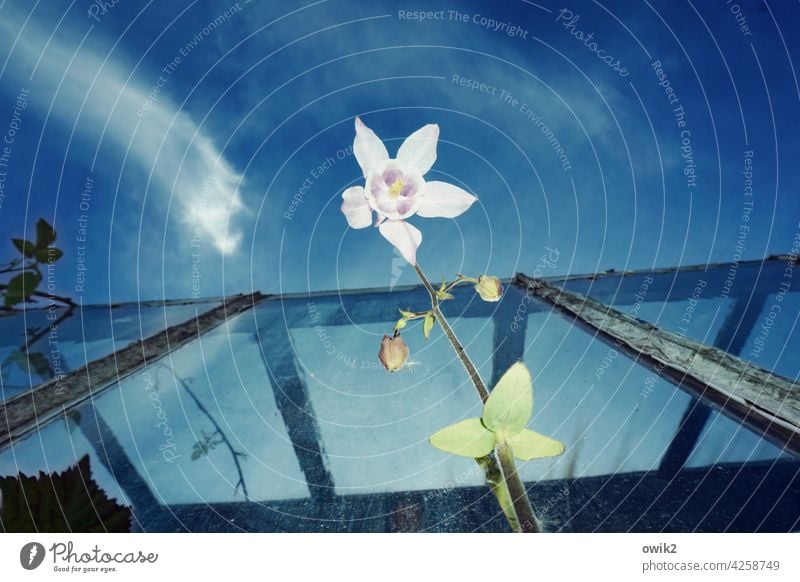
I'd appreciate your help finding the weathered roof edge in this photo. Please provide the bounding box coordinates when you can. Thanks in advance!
[517,272,800,454]
[0,292,265,449]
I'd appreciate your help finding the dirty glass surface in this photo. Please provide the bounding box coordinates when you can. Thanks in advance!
[0,300,222,403]
[556,258,800,380]
[1,283,797,532]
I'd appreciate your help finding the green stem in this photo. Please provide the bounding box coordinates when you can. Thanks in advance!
[414,262,540,532]
[477,456,521,532]
[442,275,477,295]
[414,264,489,403]
[404,310,432,321]
[496,441,540,533]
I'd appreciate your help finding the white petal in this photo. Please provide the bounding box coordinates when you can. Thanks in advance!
[397,124,439,175]
[341,186,372,229]
[353,117,389,178]
[416,181,477,218]
[378,220,422,265]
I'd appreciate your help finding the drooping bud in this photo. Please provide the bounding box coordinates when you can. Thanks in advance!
[474,275,503,302]
[378,333,409,372]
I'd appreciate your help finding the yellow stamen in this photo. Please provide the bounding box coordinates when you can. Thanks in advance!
[388,179,405,198]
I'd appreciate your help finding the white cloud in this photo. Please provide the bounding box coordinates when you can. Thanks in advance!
[0,8,245,254]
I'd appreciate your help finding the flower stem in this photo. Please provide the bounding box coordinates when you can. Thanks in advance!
[477,455,521,532]
[413,262,540,533]
[442,275,478,295]
[495,441,540,533]
[413,264,489,403]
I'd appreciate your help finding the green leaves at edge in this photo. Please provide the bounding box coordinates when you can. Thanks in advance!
[4,271,42,307]
[35,247,63,263]
[35,218,57,248]
[0,455,131,532]
[12,239,36,258]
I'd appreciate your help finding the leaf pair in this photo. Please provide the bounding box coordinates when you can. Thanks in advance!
[12,218,58,259]
[436,278,454,301]
[394,308,437,340]
[430,362,564,461]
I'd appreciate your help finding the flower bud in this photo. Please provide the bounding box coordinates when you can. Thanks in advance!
[474,275,503,302]
[378,333,409,372]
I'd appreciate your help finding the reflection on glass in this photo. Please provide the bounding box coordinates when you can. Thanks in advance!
[1,276,797,532]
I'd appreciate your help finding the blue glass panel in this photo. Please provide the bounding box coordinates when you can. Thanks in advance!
[1,283,797,532]
[0,300,222,402]
[557,259,800,379]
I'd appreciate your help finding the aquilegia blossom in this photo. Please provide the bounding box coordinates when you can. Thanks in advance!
[340,117,477,265]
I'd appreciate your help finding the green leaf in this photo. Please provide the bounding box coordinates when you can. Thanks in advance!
[394,318,407,331]
[422,312,435,339]
[4,295,21,308]
[398,309,415,318]
[508,429,565,461]
[430,418,496,458]
[35,247,63,263]
[4,271,42,306]
[12,238,36,258]
[482,362,533,435]
[35,218,57,248]
[436,290,454,301]
[0,455,132,532]
[26,352,52,377]
[4,349,28,370]
[4,350,51,377]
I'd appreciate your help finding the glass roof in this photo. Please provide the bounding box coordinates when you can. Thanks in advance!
[557,258,800,379]
[0,299,223,403]
[2,263,797,532]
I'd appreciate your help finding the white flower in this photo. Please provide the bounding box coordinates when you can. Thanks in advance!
[340,117,477,265]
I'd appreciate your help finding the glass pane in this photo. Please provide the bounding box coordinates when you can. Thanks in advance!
[90,319,310,506]
[289,318,493,495]
[0,417,134,530]
[0,300,222,403]
[739,290,800,380]
[2,283,797,532]
[686,410,791,468]
[556,259,800,379]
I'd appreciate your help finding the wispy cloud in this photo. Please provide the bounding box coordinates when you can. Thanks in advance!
[0,6,245,255]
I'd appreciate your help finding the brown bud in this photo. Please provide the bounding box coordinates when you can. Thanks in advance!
[378,333,409,372]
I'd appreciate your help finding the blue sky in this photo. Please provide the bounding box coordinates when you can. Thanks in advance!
[0,0,797,304]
